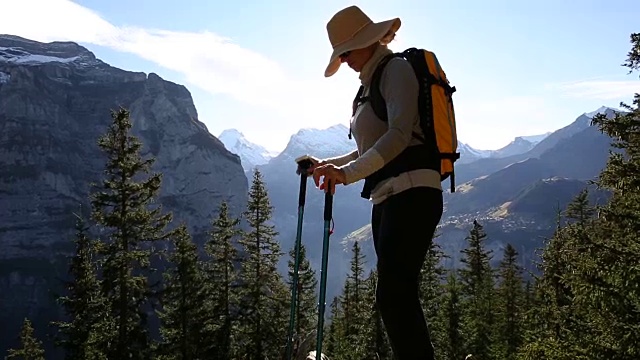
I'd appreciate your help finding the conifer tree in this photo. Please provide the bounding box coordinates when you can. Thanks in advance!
[346,241,368,336]
[6,318,45,360]
[203,200,242,359]
[362,269,392,360]
[520,280,534,330]
[564,189,595,227]
[323,242,371,360]
[236,169,288,359]
[324,296,345,357]
[517,211,581,359]
[561,188,598,354]
[570,32,640,359]
[438,271,463,360]
[458,220,495,359]
[286,242,318,355]
[341,241,370,358]
[493,244,525,360]
[54,209,110,360]
[156,223,209,359]
[419,232,448,354]
[90,108,173,359]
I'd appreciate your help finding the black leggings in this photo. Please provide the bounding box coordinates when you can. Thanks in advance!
[371,186,443,360]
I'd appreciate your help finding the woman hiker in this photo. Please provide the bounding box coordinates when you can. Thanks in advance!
[300,5,444,360]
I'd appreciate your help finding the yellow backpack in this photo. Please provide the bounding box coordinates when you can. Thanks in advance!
[353,47,460,193]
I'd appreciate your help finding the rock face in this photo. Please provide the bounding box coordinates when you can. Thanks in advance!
[0,34,248,355]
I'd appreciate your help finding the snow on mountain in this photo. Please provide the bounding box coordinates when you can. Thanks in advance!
[273,123,354,162]
[0,49,79,65]
[457,142,492,164]
[0,34,104,68]
[218,129,275,172]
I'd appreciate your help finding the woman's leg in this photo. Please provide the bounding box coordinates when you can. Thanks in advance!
[371,186,443,360]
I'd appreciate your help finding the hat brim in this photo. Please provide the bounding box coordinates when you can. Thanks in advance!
[324,17,401,78]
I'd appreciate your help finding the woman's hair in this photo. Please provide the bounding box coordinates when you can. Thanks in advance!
[379,29,397,45]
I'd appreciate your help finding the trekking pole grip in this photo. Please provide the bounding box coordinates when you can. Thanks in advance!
[299,172,308,207]
[296,158,313,207]
[324,180,333,221]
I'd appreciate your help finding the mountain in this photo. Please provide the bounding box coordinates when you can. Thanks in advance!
[453,107,619,185]
[0,34,248,356]
[457,142,492,164]
[491,132,552,158]
[505,177,609,222]
[269,124,355,164]
[218,128,275,172]
[457,132,551,164]
[521,132,553,143]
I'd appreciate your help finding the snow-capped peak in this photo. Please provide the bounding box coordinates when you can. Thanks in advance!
[289,124,352,156]
[274,124,354,162]
[218,129,275,172]
[458,142,492,158]
[219,129,245,145]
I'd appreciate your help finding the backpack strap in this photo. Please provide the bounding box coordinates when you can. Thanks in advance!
[350,86,366,139]
[367,53,396,123]
[352,85,366,117]
[368,52,430,145]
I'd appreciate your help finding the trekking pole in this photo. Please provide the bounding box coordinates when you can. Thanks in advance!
[285,156,314,360]
[315,180,334,357]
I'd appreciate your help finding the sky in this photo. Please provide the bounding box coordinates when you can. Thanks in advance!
[1,0,639,152]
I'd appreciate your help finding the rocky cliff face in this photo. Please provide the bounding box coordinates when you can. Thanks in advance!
[0,34,248,355]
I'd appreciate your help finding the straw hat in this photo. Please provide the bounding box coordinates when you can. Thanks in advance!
[324,5,401,77]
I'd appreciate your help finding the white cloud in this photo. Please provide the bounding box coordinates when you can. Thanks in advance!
[1,0,295,108]
[549,79,640,100]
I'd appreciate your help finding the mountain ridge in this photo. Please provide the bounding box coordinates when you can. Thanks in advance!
[221,124,554,167]
[0,35,249,357]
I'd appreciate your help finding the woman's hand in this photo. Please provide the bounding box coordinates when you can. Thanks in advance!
[296,155,322,175]
[312,163,346,194]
